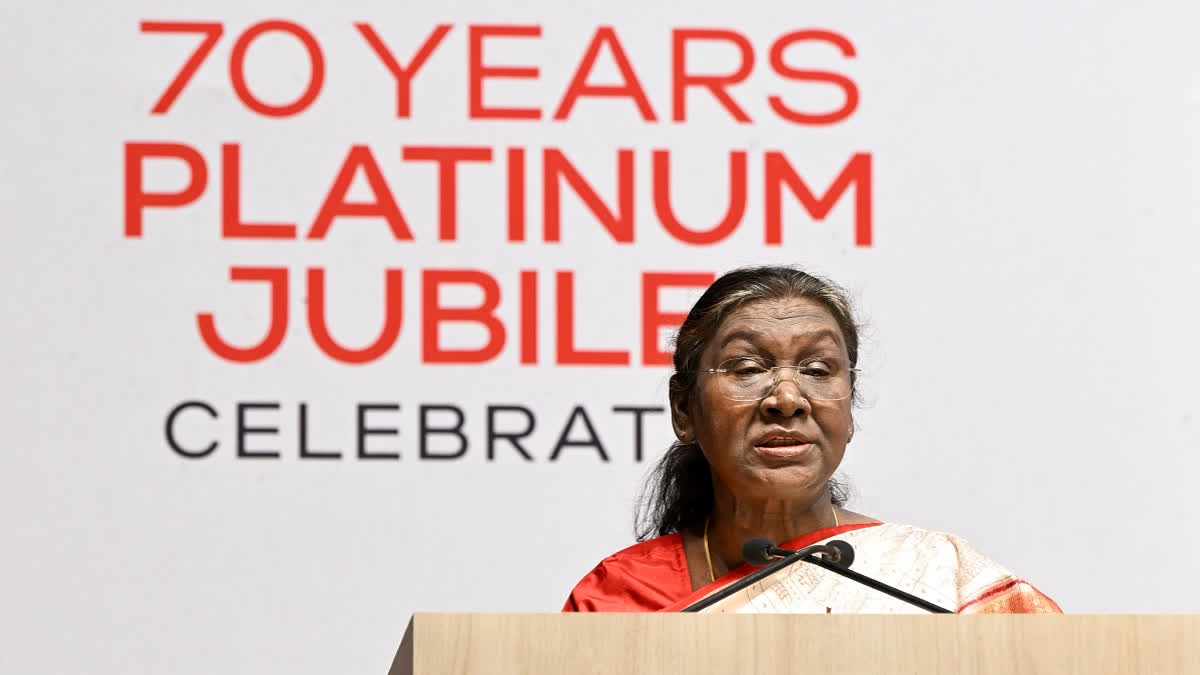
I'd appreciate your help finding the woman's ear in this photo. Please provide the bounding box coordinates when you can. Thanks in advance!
[669,378,694,443]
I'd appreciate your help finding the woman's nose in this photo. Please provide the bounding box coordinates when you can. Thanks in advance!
[759,377,811,417]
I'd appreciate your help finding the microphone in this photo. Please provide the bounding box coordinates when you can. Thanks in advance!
[682,537,949,613]
[825,540,855,568]
[742,537,854,568]
[741,537,785,566]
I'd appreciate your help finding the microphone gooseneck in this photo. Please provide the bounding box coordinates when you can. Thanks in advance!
[682,536,952,613]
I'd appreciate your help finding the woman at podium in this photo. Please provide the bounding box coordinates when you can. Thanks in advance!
[563,266,1060,614]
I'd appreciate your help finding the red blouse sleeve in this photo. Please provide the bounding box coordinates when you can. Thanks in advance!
[562,534,692,612]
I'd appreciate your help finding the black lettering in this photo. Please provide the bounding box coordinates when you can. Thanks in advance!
[237,402,281,459]
[420,404,467,459]
[612,405,664,462]
[357,403,401,459]
[486,405,535,461]
[299,402,342,459]
[165,400,218,458]
[550,405,608,462]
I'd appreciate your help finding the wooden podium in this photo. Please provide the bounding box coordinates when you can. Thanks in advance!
[389,613,1200,674]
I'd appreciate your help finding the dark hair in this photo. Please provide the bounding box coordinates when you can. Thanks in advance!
[634,266,860,540]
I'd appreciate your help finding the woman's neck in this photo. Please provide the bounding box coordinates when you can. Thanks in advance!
[705,491,839,577]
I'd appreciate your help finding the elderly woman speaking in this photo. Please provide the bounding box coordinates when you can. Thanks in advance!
[563,266,1059,614]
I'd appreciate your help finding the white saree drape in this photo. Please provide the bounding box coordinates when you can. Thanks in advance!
[699,524,1060,614]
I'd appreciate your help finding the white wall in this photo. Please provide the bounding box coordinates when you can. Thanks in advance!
[1,1,1197,673]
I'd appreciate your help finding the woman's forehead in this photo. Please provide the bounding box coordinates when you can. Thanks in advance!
[712,297,845,347]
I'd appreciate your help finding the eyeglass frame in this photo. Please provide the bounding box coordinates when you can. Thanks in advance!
[695,356,862,402]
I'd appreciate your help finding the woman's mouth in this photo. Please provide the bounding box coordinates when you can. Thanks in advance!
[753,438,815,458]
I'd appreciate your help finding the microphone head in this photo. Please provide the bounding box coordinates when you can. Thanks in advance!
[741,536,777,566]
[824,539,855,567]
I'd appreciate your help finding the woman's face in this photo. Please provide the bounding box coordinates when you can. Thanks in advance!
[673,296,854,503]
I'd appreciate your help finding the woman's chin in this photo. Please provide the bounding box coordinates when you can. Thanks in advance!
[740,463,828,496]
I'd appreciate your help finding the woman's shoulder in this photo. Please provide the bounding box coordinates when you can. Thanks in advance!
[846,521,988,547]
[578,533,689,573]
[850,522,1062,613]
[561,533,693,612]
[847,521,1020,573]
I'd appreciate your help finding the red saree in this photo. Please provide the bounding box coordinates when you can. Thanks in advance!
[563,523,879,612]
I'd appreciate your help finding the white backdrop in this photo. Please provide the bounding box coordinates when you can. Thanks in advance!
[2,1,1198,673]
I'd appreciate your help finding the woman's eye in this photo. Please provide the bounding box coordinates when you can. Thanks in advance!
[728,360,767,375]
[800,360,834,377]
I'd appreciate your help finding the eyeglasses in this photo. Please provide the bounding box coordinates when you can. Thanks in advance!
[700,357,859,402]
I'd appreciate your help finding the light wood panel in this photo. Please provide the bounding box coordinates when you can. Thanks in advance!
[388,613,1200,674]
